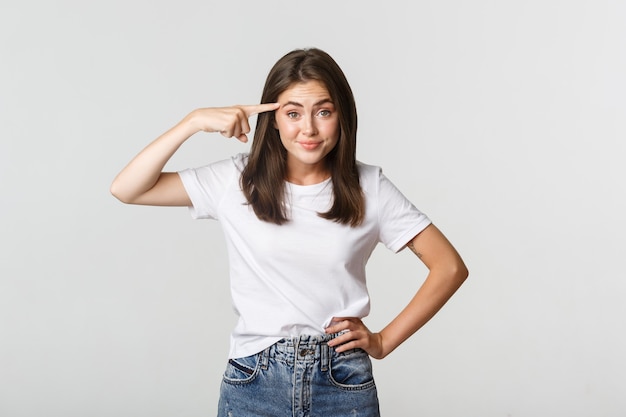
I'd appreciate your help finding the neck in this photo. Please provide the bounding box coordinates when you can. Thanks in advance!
[286,164,330,185]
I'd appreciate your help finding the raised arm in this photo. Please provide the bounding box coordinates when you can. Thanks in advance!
[110,103,279,206]
[326,224,468,359]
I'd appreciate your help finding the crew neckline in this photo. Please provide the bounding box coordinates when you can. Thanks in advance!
[285,177,332,194]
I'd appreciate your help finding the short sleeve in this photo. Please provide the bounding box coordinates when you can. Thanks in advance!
[376,171,432,253]
[177,155,243,220]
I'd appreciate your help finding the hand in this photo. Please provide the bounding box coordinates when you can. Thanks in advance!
[187,103,280,143]
[325,317,385,359]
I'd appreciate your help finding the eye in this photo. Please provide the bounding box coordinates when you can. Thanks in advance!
[287,111,299,119]
[318,109,331,117]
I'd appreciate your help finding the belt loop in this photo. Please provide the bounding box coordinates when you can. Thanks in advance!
[321,341,329,372]
[260,345,270,370]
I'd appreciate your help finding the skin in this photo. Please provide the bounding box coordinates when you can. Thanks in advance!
[109,103,279,206]
[325,224,467,359]
[110,80,468,360]
[274,80,340,185]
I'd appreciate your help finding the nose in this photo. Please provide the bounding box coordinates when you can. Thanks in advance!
[302,115,318,136]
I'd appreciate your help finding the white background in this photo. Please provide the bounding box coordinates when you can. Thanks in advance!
[1,1,625,416]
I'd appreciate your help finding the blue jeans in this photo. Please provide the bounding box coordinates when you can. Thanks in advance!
[217,334,380,417]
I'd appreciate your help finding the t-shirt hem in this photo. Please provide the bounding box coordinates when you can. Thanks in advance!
[228,336,286,359]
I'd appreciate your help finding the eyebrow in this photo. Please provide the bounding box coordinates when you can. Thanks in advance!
[282,98,334,108]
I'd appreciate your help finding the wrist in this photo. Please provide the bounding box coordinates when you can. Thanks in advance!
[377,330,399,359]
[182,110,204,135]
[370,332,387,360]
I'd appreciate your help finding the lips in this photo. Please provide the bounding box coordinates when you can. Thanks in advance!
[298,141,322,150]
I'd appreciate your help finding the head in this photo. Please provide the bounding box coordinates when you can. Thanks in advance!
[242,48,364,226]
[251,48,358,171]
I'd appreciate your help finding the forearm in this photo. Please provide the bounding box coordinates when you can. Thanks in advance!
[325,225,468,359]
[110,103,279,205]
[378,263,468,358]
[110,113,199,203]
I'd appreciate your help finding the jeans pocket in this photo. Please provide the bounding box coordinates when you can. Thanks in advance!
[223,353,261,385]
[328,349,376,390]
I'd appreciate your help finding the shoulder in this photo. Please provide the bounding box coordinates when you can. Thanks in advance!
[192,153,248,174]
[179,153,248,185]
[356,160,408,200]
[356,160,382,180]
[356,160,384,190]
[205,152,248,173]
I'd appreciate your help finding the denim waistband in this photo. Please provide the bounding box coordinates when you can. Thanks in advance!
[259,333,345,371]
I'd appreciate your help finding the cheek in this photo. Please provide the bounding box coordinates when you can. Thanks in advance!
[323,120,340,140]
[276,120,298,138]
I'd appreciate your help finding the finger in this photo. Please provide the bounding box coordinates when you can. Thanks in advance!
[327,331,354,347]
[326,317,358,332]
[325,321,345,334]
[241,102,280,117]
[236,133,249,143]
[240,119,251,136]
[220,118,247,139]
[333,339,360,353]
[329,331,370,353]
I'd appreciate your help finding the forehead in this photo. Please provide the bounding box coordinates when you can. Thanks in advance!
[278,80,331,102]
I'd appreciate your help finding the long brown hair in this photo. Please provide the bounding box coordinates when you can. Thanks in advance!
[241,48,364,226]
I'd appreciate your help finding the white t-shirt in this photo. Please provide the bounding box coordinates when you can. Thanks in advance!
[178,153,431,358]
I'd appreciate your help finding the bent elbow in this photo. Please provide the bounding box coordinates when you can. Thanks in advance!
[455,261,469,283]
[442,259,468,284]
[460,264,469,281]
[109,182,134,204]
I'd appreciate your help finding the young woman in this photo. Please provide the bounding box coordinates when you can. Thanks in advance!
[111,47,468,417]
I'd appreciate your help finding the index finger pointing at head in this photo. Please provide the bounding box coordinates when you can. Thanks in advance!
[242,102,280,117]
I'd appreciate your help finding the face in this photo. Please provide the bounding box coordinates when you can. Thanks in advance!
[274,80,340,182]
